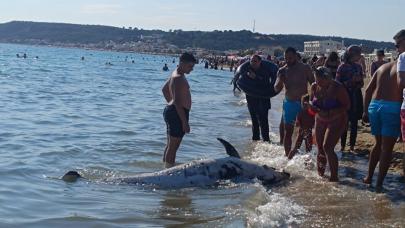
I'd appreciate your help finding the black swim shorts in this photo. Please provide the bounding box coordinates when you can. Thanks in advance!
[163,105,190,138]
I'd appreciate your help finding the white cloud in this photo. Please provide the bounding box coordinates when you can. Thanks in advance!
[80,4,122,14]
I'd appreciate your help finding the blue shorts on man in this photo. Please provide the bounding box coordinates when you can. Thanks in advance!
[368,99,401,137]
[283,99,302,125]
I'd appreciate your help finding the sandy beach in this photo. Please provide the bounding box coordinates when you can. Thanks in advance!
[350,123,405,176]
[357,77,405,176]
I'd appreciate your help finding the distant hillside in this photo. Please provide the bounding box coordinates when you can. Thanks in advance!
[0,21,156,44]
[0,21,394,53]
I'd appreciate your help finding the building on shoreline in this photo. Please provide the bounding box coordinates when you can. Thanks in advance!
[304,39,344,56]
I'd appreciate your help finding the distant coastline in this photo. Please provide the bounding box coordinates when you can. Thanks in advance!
[0,41,181,58]
[0,21,395,57]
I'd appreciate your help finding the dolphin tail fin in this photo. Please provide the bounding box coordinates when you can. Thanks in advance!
[217,138,241,158]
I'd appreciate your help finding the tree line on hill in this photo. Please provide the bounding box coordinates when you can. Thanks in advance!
[0,21,394,53]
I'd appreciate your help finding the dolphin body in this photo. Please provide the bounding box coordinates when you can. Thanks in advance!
[62,138,290,188]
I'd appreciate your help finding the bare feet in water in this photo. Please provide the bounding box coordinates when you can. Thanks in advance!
[375,185,384,193]
[287,149,297,160]
[329,177,339,182]
[363,176,372,185]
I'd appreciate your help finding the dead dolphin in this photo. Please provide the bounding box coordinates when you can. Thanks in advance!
[62,138,289,188]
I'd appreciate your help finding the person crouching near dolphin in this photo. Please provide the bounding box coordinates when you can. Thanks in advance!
[288,94,315,159]
[161,53,197,168]
[309,67,350,182]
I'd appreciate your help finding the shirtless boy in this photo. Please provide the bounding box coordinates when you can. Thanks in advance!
[161,53,197,167]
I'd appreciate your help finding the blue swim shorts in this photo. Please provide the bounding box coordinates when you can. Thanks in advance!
[368,99,401,137]
[283,99,302,125]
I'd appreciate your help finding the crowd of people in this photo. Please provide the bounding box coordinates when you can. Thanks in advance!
[161,30,405,192]
[202,56,233,71]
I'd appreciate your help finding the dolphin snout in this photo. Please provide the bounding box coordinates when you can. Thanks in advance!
[62,171,81,182]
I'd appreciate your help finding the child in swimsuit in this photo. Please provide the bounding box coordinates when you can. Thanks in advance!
[288,94,315,159]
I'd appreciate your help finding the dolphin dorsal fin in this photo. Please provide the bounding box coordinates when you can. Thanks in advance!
[217,138,241,158]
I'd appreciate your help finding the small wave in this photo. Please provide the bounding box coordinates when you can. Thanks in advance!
[34,68,53,73]
[238,98,247,106]
[237,119,252,127]
[247,192,308,227]
[33,120,59,125]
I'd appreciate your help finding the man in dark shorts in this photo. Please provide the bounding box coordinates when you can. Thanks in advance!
[161,53,197,168]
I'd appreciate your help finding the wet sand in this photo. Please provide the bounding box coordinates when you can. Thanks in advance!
[349,123,405,176]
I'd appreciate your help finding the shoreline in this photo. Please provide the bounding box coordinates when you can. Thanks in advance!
[352,123,404,175]
[0,41,181,57]
[4,41,403,175]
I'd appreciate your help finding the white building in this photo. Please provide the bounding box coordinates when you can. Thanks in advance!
[304,40,344,56]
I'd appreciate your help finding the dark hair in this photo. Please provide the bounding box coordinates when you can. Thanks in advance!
[285,47,297,54]
[314,66,332,79]
[393,29,405,40]
[342,45,361,63]
[301,94,310,105]
[327,51,339,62]
[180,52,197,63]
[252,54,262,61]
[377,50,385,56]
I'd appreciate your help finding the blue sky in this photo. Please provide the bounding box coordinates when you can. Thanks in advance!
[0,0,403,42]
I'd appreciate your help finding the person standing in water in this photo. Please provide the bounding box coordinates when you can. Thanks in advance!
[362,30,405,192]
[233,54,279,142]
[310,67,350,181]
[161,53,197,168]
[163,63,169,71]
[274,47,314,156]
[287,94,315,159]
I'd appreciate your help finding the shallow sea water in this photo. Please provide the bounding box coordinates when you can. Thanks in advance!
[0,43,404,227]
